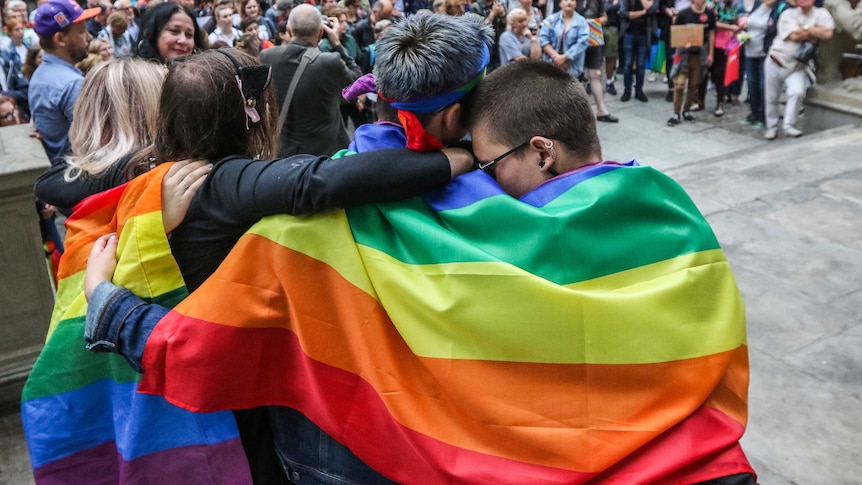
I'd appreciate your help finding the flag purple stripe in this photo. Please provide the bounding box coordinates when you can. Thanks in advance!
[23,379,242,467]
[34,438,251,485]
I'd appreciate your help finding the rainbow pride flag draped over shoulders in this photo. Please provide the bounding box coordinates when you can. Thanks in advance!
[21,164,251,484]
[141,161,753,484]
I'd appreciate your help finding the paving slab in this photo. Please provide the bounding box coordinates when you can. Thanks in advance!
[732,266,859,356]
[741,350,862,485]
[0,412,32,485]
[785,321,862,401]
[707,209,862,302]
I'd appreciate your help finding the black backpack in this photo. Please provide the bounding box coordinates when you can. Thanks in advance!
[763,0,789,53]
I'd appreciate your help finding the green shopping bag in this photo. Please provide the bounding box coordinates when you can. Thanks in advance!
[652,40,667,74]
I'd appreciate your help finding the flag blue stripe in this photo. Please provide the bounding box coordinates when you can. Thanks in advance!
[424,161,635,212]
[23,379,239,468]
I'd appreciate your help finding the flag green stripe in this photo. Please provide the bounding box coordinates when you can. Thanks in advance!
[358,246,746,363]
[347,167,720,285]
[22,317,140,400]
[23,287,187,401]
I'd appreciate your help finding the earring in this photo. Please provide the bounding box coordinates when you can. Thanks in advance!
[545,141,554,150]
[539,160,546,168]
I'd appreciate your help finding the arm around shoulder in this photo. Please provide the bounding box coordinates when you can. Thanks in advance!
[201,149,454,222]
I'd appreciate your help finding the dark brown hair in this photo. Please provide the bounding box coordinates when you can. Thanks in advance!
[152,49,277,165]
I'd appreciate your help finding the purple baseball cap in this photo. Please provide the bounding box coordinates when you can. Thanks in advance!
[33,0,101,38]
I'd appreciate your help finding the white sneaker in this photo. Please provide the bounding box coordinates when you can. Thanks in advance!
[764,128,778,140]
[784,126,803,138]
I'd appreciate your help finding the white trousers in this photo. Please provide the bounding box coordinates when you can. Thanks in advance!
[764,58,810,130]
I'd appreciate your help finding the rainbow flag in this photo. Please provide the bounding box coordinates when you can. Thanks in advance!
[587,19,604,46]
[140,162,753,483]
[21,164,251,484]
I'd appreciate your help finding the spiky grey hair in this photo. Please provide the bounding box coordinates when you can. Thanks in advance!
[374,13,494,103]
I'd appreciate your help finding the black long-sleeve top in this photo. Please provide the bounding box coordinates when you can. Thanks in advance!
[35,156,133,211]
[168,149,451,291]
[35,148,452,291]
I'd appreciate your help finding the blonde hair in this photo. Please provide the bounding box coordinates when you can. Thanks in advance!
[66,58,167,181]
[506,8,526,30]
[76,53,103,74]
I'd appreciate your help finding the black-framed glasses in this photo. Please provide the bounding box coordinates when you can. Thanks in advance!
[478,140,529,177]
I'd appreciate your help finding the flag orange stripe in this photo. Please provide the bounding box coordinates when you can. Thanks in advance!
[57,165,171,279]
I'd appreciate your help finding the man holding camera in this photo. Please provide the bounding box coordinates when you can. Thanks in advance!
[261,3,361,156]
[763,0,833,140]
[470,0,507,70]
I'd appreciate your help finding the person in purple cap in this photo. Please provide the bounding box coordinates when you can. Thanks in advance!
[28,0,99,166]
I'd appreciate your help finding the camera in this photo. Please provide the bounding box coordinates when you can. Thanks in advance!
[321,13,332,28]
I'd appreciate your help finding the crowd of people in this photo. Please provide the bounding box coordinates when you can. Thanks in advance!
[2,0,835,481]
[0,0,837,135]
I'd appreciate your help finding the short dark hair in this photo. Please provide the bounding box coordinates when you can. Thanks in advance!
[137,2,207,62]
[467,59,601,160]
[154,49,277,164]
[239,15,259,31]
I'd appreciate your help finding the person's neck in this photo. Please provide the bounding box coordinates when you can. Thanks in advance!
[45,49,75,65]
[691,3,705,12]
[562,10,573,19]
[294,35,319,46]
[220,24,233,34]
[558,153,603,174]
[800,5,812,13]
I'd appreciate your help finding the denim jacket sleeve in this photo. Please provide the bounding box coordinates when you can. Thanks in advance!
[539,15,557,50]
[85,281,170,373]
[565,16,590,62]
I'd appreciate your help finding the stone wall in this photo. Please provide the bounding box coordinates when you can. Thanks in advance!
[0,124,53,413]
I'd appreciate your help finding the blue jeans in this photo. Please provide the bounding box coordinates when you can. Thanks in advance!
[270,407,396,485]
[622,32,649,93]
[745,56,765,123]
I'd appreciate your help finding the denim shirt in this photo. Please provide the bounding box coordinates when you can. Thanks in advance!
[0,49,28,113]
[28,53,83,165]
[85,281,166,372]
[539,11,590,77]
